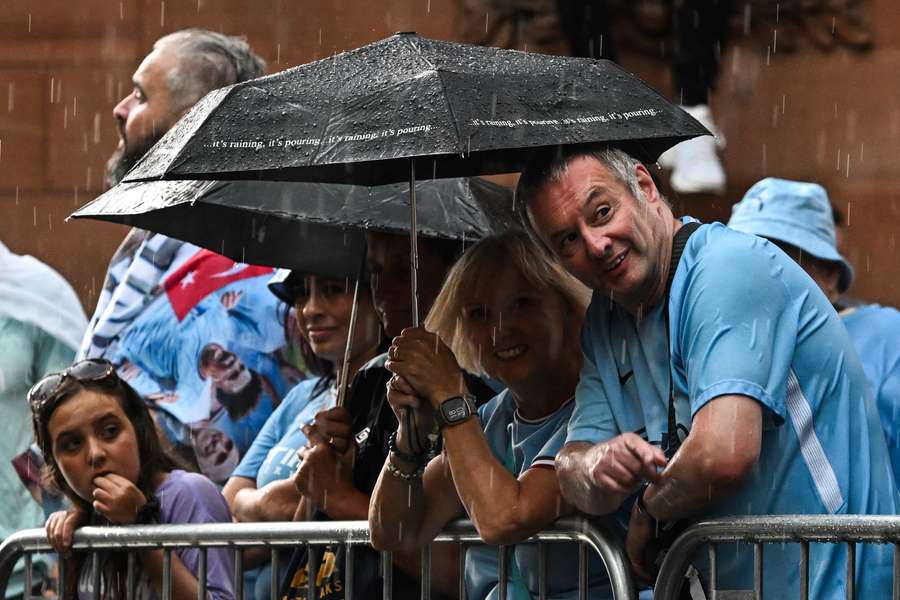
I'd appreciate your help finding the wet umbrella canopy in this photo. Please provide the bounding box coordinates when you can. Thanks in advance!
[122,32,709,185]
[71,177,515,271]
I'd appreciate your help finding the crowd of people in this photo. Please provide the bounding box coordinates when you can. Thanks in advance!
[2,25,898,600]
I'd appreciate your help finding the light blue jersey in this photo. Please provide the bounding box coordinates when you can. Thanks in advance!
[466,391,612,600]
[842,304,900,486]
[567,221,898,598]
[232,377,333,487]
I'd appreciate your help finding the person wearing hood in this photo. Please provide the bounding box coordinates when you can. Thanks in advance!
[728,177,900,485]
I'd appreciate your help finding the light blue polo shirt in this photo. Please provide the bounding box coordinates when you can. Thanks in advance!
[232,377,332,487]
[567,221,898,598]
[465,390,612,600]
[842,304,900,486]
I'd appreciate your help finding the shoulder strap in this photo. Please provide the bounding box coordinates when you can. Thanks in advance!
[666,221,701,297]
[663,221,701,459]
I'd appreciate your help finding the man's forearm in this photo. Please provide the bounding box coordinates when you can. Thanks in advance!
[556,442,628,515]
[644,395,762,522]
[644,443,737,521]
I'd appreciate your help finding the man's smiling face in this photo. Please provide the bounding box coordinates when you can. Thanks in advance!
[527,156,671,313]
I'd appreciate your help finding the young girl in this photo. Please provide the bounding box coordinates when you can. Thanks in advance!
[32,359,234,600]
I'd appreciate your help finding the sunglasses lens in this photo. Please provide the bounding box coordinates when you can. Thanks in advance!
[27,374,65,406]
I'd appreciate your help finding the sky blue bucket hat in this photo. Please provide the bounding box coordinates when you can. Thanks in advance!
[728,177,854,292]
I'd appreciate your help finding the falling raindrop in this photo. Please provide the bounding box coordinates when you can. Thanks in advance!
[27,13,32,33]
[7,83,14,112]
[160,1,166,27]
[93,112,102,143]
[119,2,124,20]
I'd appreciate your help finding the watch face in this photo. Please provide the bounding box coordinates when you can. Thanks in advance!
[442,397,470,423]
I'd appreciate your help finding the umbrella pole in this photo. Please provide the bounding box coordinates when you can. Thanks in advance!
[403,159,425,453]
[409,160,419,326]
[335,276,361,408]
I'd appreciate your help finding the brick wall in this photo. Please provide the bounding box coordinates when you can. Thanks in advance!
[2,0,898,310]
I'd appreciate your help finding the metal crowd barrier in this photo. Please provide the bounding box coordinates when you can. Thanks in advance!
[0,516,637,600]
[653,515,900,600]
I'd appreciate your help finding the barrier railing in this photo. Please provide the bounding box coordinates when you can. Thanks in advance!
[0,516,637,600]
[653,515,900,600]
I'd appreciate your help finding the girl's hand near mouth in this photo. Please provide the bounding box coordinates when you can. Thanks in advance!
[92,472,149,524]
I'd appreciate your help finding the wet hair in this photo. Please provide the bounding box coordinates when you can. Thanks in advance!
[516,145,643,219]
[154,29,266,111]
[215,369,263,420]
[424,229,591,376]
[30,373,183,599]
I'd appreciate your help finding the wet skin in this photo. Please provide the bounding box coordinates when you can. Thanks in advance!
[112,45,189,165]
[527,157,679,315]
[462,267,576,416]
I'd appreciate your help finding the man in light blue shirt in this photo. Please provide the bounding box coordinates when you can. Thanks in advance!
[516,145,898,598]
[728,177,900,487]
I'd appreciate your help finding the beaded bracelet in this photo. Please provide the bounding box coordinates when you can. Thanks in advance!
[386,458,424,483]
[388,430,428,467]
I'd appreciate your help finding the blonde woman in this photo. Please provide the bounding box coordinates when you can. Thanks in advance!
[369,230,612,599]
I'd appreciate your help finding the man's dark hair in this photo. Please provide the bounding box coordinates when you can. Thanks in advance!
[215,369,262,420]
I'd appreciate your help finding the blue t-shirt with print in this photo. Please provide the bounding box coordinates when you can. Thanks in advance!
[232,377,333,487]
[567,221,898,599]
[842,304,900,486]
[465,390,612,600]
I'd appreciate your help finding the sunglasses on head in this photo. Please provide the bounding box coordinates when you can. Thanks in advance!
[27,358,119,413]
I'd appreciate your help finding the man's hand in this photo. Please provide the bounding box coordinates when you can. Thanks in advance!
[301,407,353,452]
[92,473,148,524]
[45,506,88,555]
[588,433,666,496]
[385,327,464,407]
[626,500,658,585]
[293,443,354,509]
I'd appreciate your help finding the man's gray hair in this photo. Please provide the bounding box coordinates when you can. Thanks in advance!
[155,29,266,110]
[515,145,643,221]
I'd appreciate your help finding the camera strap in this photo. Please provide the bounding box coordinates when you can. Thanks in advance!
[663,221,701,459]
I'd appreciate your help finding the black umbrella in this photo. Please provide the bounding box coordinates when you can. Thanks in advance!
[70,176,515,271]
[72,176,515,407]
[123,33,708,186]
